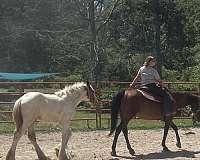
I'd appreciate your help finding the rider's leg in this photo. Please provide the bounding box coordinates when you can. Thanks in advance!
[146,84,174,117]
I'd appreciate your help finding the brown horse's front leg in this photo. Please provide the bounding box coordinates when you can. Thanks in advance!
[122,125,135,156]
[111,122,123,156]
[162,120,170,151]
[170,121,181,148]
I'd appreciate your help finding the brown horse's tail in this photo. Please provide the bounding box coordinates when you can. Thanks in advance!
[108,90,125,136]
[13,99,23,132]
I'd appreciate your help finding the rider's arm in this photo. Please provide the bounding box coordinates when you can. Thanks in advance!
[129,70,141,88]
[153,69,164,87]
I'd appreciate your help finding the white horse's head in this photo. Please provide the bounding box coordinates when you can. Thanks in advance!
[55,82,97,105]
[76,82,97,105]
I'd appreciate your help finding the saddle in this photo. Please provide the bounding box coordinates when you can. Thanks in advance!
[125,87,177,117]
[137,87,162,103]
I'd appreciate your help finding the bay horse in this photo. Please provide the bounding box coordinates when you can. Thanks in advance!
[6,82,96,160]
[109,88,200,156]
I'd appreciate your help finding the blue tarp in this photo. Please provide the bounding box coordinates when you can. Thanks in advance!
[0,72,57,80]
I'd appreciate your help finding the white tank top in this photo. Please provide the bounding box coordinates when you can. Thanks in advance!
[138,66,160,85]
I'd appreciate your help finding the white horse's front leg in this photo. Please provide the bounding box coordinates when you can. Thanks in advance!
[58,124,71,160]
[55,128,72,157]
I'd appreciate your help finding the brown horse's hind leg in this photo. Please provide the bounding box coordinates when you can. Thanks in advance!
[162,119,171,151]
[28,124,47,160]
[122,125,135,156]
[111,121,135,156]
[111,122,123,156]
[170,121,181,148]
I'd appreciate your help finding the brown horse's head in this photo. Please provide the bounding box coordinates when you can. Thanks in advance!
[186,93,200,121]
[173,92,200,119]
[172,92,200,121]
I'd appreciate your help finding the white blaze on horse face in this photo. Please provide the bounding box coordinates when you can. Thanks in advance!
[90,84,95,92]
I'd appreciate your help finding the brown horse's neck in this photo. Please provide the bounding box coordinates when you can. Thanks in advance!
[172,93,187,109]
[173,92,199,110]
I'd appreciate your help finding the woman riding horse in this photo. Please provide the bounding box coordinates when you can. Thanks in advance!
[129,55,175,118]
[109,56,200,157]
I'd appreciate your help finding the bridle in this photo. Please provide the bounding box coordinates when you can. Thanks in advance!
[86,83,96,104]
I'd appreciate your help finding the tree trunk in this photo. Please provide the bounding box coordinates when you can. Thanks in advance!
[89,0,99,85]
[152,0,162,78]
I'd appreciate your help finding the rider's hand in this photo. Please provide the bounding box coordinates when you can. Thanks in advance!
[129,83,134,89]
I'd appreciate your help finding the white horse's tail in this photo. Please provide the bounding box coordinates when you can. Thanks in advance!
[13,99,23,132]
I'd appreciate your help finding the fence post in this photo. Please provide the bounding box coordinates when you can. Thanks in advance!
[107,118,110,129]
[99,110,102,129]
[198,83,200,94]
[86,119,90,128]
[95,108,99,129]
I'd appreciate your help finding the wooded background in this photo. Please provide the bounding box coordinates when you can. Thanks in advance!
[0,0,200,82]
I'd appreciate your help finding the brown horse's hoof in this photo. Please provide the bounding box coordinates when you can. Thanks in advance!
[6,150,15,160]
[129,148,135,156]
[6,155,15,160]
[38,155,47,160]
[162,146,170,152]
[111,150,117,156]
[55,148,59,157]
[176,142,181,148]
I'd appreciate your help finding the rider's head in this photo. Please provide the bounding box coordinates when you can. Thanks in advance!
[144,56,156,67]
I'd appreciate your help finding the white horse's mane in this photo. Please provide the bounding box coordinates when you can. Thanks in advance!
[55,82,86,98]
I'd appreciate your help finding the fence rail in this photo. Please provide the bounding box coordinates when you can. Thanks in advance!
[0,109,106,128]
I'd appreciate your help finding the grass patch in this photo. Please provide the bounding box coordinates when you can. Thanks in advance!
[0,111,197,134]
[0,123,15,134]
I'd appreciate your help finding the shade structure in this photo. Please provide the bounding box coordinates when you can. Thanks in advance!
[0,72,57,80]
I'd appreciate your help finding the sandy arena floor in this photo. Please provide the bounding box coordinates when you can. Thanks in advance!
[1,128,200,160]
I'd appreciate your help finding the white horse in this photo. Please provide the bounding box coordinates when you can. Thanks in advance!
[6,82,96,160]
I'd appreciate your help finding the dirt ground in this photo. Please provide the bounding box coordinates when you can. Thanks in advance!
[1,128,200,160]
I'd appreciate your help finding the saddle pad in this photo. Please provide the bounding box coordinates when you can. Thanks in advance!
[137,89,162,103]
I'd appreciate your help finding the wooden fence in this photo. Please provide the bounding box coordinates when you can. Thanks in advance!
[0,109,106,129]
[0,81,199,129]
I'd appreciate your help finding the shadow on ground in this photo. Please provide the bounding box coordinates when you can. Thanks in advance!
[110,149,200,160]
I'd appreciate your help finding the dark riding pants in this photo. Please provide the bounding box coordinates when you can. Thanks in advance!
[144,83,173,116]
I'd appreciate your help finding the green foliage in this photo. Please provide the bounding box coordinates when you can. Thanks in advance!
[162,67,178,81]
[182,46,200,81]
[0,0,200,82]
